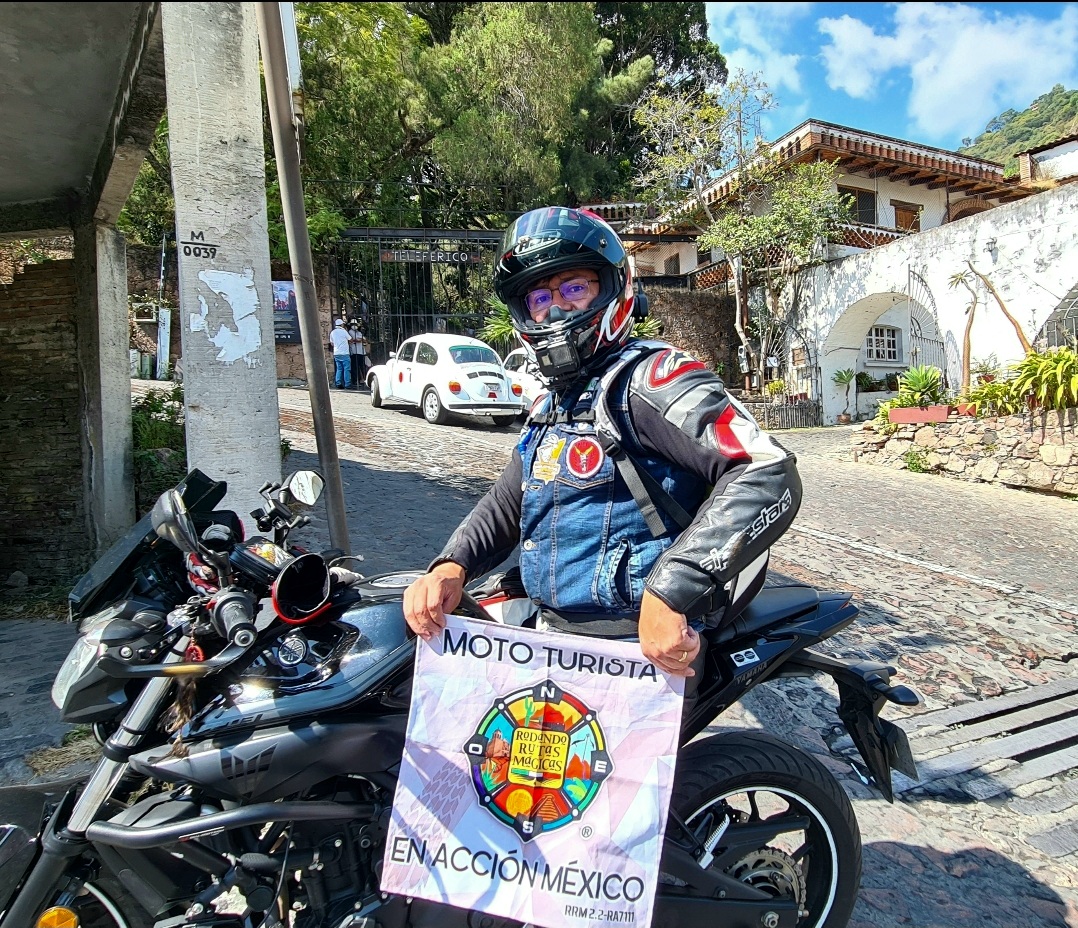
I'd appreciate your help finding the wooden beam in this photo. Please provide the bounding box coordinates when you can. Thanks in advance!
[885,166,922,182]
[837,157,878,175]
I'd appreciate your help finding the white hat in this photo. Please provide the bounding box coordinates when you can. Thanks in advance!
[334,319,344,327]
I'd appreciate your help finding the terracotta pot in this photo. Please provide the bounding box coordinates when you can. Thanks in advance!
[955,402,977,417]
[887,404,952,424]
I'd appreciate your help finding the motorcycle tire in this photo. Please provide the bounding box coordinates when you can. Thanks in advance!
[667,731,862,928]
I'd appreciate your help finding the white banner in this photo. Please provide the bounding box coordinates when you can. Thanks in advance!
[381,615,684,928]
[155,306,171,379]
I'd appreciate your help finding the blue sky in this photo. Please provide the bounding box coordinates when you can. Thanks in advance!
[705,2,1078,151]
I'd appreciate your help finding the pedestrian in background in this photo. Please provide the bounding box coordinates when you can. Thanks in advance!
[329,318,351,389]
[349,319,369,391]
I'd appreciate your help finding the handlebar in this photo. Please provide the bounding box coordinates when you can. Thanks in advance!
[213,590,258,647]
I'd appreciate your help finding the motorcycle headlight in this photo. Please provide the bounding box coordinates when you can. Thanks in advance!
[51,603,127,710]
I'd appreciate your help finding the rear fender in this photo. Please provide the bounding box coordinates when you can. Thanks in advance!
[779,649,920,802]
[683,593,859,742]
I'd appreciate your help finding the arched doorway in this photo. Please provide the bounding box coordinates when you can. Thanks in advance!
[819,290,907,422]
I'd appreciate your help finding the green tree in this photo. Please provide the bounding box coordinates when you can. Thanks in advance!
[635,70,849,377]
[959,84,1078,177]
[117,117,175,247]
[594,2,724,82]
[421,2,606,211]
[564,2,725,203]
[294,2,434,229]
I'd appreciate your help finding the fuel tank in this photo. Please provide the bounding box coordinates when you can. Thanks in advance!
[190,572,421,738]
[126,572,422,800]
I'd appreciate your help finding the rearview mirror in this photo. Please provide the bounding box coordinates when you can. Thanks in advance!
[282,470,325,506]
[389,351,397,360]
[151,488,200,553]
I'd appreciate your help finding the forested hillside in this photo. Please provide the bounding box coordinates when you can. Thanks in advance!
[958,84,1078,176]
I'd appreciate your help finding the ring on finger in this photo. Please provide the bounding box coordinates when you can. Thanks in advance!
[677,650,689,663]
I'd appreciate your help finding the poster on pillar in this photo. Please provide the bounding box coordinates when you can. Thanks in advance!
[380,614,684,928]
[272,280,301,344]
[155,307,171,379]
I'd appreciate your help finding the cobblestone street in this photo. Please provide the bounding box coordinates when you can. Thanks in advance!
[277,387,1078,928]
[1,382,1074,928]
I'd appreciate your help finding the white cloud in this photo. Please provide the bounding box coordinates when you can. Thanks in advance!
[707,2,814,96]
[818,3,1078,141]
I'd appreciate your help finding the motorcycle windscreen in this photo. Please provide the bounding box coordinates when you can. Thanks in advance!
[68,469,229,618]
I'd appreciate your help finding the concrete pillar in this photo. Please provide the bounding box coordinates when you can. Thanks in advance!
[161,2,281,525]
[75,223,137,551]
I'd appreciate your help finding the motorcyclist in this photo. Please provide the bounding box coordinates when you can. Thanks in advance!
[403,206,802,693]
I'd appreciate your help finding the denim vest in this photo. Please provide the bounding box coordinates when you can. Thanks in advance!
[517,350,709,618]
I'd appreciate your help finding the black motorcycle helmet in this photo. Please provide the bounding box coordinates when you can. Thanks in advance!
[493,207,642,385]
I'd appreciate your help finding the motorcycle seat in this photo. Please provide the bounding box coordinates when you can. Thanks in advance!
[709,585,820,645]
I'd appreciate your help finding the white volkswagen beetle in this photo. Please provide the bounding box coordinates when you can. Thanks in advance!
[366,333,526,426]
[503,346,548,410]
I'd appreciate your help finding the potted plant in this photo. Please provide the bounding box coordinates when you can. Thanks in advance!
[832,368,855,424]
[886,365,952,423]
[766,380,785,405]
[972,354,1000,385]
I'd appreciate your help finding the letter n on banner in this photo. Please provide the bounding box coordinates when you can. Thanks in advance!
[380,614,684,928]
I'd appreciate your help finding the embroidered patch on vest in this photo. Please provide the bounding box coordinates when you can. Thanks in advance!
[565,436,605,479]
[645,349,706,389]
[532,432,566,483]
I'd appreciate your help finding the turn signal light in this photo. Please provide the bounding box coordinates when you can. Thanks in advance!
[511,383,523,396]
[36,907,80,928]
[448,381,462,394]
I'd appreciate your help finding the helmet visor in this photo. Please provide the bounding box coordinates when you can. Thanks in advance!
[520,273,601,327]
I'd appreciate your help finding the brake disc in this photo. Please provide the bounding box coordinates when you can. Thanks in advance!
[729,847,807,914]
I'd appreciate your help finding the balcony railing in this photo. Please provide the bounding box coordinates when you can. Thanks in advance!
[675,222,916,292]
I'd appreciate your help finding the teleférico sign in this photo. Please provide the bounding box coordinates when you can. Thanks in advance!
[380,249,481,264]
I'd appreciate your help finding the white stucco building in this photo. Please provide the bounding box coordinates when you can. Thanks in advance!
[621,120,1078,423]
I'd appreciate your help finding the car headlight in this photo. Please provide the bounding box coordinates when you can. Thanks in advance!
[51,604,127,710]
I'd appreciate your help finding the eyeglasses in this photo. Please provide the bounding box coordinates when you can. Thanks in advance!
[525,277,597,316]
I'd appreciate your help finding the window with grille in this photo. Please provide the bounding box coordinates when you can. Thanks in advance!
[839,186,877,225]
[866,325,899,361]
[664,252,681,275]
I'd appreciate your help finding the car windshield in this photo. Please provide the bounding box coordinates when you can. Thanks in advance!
[449,345,499,365]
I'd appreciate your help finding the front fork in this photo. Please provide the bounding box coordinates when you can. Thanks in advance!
[0,651,183,927]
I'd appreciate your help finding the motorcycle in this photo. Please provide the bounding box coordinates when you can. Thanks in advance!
[0,469,920,928]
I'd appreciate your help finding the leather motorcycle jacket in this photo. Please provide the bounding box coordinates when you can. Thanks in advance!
[432,340,803,636]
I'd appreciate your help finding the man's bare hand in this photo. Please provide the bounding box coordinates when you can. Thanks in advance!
[638,590,699,678]
[403,562,465,641]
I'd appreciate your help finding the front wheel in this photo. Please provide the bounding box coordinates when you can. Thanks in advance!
[422,388,448,424]
[663,732,861,928]
[490,414,518,427]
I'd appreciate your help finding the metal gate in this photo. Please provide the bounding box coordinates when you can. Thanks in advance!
[329,228,504,364]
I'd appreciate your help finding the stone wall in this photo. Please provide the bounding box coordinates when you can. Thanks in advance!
[850,410,1078,496]
[647,287,738,376]
[0,261,90,579]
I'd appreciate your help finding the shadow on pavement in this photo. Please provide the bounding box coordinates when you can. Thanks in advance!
[851,841,1073,928]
